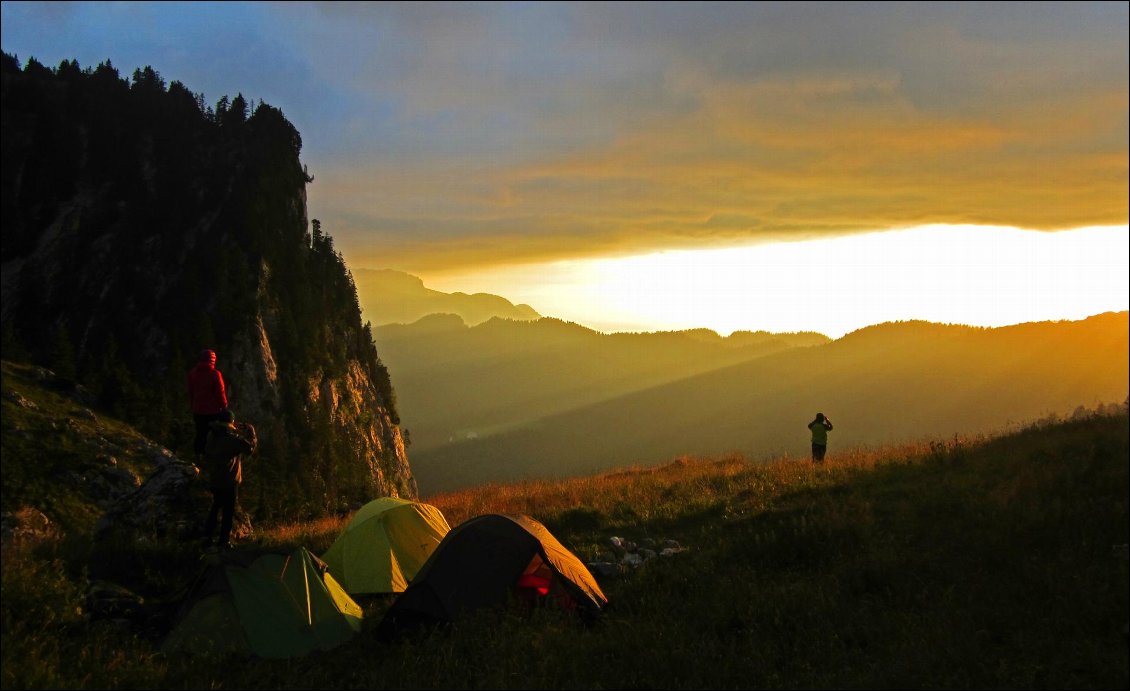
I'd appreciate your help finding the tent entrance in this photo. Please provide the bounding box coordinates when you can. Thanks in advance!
[513,555,577,610]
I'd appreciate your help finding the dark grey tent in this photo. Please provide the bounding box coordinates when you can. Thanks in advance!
[376,514,607,638]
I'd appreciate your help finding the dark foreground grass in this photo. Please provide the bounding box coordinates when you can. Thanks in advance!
[2,411,1127,689]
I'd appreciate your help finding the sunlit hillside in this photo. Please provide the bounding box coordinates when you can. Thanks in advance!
[408,312,1129,493]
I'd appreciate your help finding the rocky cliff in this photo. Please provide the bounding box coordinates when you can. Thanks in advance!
[0,54,416,518]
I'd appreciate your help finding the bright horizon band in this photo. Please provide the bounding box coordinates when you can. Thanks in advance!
[416,224,1130,339]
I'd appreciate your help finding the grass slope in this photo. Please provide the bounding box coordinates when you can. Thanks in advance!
[2,358,1127,688]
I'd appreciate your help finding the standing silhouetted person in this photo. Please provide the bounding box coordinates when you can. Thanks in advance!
[808,412,833,462]
[202,409,257,550]
[187,349,228,465]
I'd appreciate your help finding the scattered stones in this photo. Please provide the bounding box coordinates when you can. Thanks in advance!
[0,507,60,544]
[86,580,145,621]
[103,465,141,492]
[95,457,216,542]
[24,367,95,405]
[609,536,636,555]
[588,534,690,578]
[75,408,98,421]
[143,443,179,467]
[2,389,38,410]
[58,464,142,505]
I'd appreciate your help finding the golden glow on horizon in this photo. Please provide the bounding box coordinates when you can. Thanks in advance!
[423,225,1130,339]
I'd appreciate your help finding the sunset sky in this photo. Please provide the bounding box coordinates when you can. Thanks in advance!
[2,2,1127,337]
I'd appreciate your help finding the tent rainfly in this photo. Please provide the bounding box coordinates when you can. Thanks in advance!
[376,514,608,639]
[321,496,451,594]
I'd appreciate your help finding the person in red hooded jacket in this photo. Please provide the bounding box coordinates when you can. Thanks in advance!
[187,349,229,464]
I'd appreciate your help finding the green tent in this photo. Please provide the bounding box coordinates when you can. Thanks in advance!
[321,497,451,594]
[161,547,362,659]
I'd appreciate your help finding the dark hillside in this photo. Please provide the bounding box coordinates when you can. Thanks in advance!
[0,54,413,518]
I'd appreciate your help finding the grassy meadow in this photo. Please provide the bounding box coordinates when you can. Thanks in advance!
[2,408,1127,689]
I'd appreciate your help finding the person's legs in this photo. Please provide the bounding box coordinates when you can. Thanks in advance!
[217,486,237,547]
[203,491,221,544]
[812,443,827,462]
[193,414,211,462]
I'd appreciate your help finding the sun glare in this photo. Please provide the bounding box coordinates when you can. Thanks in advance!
[423,225,1129,338]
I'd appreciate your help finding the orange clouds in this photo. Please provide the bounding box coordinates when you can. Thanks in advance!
[326,61,1125,273]
[296,4,1129,273]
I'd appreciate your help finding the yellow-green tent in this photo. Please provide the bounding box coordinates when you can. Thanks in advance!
[161,547,362,659]
[321,497,451,594]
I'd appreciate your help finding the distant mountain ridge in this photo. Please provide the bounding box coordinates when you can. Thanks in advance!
[406,312,1130,494]
[353,269,540,326]
[374,315,830,454]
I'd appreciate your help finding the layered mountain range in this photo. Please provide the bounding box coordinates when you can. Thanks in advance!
[353,268,540,326]
[370,307,1128,494]
[374,313,829,452]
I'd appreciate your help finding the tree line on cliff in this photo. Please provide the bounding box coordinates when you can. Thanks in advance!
[0,53,412,518]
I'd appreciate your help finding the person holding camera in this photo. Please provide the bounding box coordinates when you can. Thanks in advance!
[201,409,257,550]
[808,412,833,463]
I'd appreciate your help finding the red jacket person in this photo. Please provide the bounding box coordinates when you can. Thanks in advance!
[187,349,229,463]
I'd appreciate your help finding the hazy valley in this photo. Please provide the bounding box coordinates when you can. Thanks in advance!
[373,310,829,454]
[360,278,1128,494]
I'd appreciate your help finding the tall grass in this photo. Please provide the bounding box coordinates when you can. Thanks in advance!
[2,411,1126,689]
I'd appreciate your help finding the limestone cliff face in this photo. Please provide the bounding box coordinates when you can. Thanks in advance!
[223,301,416,501]
[0,54,416,515]
[303,360,416,499]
